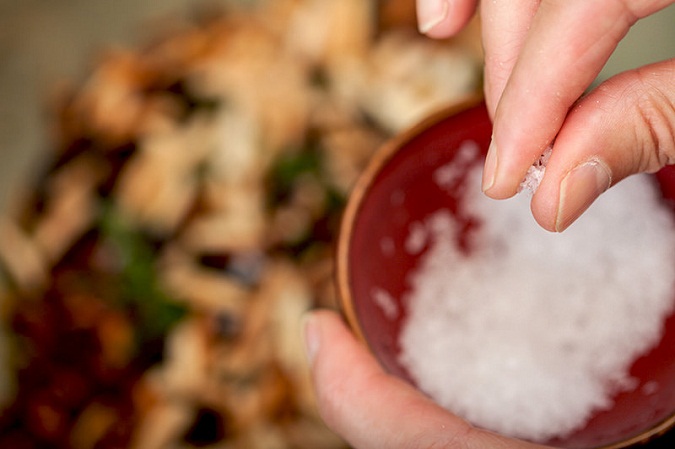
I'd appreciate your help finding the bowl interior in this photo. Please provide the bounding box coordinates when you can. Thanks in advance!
[337,100,675,448]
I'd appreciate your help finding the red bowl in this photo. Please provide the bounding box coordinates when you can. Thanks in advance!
[336,98,675,448]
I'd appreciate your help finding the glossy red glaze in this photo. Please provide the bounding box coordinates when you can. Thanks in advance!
[337,99,675,449]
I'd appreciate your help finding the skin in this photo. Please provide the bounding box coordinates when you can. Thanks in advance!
[306,2,675,448]
[419,0,675,232]
[304,310,551,449]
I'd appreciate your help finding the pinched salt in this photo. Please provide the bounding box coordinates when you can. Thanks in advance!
[518,146,553,194]
[398,166,675,442]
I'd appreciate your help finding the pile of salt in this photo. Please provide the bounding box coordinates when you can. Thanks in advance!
[397,161,675,442]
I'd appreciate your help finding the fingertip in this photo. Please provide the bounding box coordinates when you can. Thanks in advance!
[481,142,522,200]
[481,173,521,200]
[417,0,450,35]
[304,309,376,389]
[527,61,675,233]
[530,185,560,233]
[481,140,498,193]
[485,117,558,201]
[417,0,478,38]
[555,160,612,232]
[303,309,356,368]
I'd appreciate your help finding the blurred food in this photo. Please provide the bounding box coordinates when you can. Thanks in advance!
[0,0,480,447]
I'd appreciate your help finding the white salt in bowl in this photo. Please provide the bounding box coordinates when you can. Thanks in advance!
[336,97,675,448]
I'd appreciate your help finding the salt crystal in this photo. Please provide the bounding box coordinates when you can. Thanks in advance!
[372,287,399,320]
[405,221,428,255]
[399,168,675,442]
[434,140,480,191]
[518,146,553,194]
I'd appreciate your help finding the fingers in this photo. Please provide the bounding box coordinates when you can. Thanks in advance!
[530,58,675,232]
[484,0,675,200]
[483,0,641,199]
[304,309,547,449]
[480,0,541,116]
[417,0,479,38]
[418,0,674,205]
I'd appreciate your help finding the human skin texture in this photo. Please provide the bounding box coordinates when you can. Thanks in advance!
[305,3,675,448]
[304,310,553,449]
[418,0,675,232]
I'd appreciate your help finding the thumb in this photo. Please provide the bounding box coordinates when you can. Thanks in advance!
[531,59,675,232]
[303,309,547,449]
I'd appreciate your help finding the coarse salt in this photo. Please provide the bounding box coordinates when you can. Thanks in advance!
[398,166,675,442]
[434,140,480,192]
[518,146,553,194]
[372,287,400,320]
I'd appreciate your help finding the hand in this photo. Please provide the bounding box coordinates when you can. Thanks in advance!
[417,0,675,232]
[303,309,549,449]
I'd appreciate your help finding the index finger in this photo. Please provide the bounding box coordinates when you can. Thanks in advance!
[480,0,540,115]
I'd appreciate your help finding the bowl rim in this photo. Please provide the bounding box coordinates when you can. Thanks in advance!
[336,94,484,347]
[334,95,675,449]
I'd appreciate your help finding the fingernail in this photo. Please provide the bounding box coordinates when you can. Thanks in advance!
[303,312,320,365]
[417,0,450,34]
[482,140,498,192]
[555,160,611,232]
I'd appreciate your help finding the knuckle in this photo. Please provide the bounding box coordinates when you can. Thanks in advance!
[633,71,675,171]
